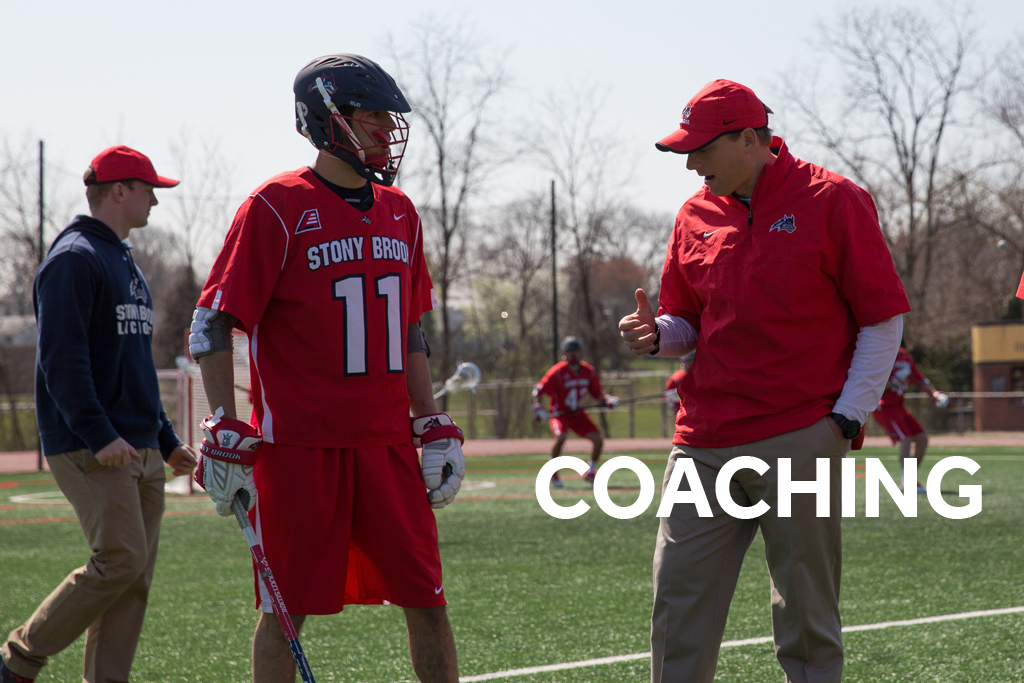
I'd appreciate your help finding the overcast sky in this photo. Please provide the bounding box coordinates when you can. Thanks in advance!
[2,0,1022,233]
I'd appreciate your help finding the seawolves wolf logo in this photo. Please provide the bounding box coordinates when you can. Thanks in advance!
[129,274,147,302]
[769,215,796,233]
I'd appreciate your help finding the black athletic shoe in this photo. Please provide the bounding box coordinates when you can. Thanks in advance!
[0,658,34,683]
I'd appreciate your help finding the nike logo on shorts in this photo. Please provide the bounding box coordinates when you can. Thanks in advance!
[434,586,443,594]
[394,213,406,221]
[703,229,723,238]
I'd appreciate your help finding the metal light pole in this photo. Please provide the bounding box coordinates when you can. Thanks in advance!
[550,180,558,364]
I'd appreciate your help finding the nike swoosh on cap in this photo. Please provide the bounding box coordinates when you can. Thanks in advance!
[723,118,740,125]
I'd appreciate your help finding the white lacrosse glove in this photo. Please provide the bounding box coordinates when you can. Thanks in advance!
[412,413,466,510]
[195,407,260,516]
[533,404,549,422]
[663,389,679,402]
[933,392,949,409]
[603,394,620,409]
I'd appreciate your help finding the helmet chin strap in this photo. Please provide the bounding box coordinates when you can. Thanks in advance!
[315,77,366,163]
[296,103,313,141]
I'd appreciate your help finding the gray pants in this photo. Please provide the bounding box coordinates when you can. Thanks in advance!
[2,447,165,683]
[652,418,844,683]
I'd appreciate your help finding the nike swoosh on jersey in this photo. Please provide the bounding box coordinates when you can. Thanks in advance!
[394,213,406,221]
[434,586,443,594]
[703,229,724,238]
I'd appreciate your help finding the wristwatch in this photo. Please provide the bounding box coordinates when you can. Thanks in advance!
[827,412,862,440]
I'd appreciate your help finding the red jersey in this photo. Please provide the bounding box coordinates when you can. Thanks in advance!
[658,138,910,448]
[665,369,687,406]
[1017,272,1024,300]
[877,348,924,409]
[197,168,437,448]
[535,361,604,414]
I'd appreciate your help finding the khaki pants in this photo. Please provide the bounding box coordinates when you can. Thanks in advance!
[2,447,165,683]
[651,418,844,683]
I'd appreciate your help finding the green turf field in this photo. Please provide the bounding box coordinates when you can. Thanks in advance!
[1,446,1022,682]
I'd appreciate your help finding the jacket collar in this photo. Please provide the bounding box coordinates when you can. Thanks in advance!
[49,215,128,255]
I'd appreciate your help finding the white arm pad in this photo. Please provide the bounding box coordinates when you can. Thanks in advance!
[833,314,904,424]
[652,314,699,358]
[189,307,233,359]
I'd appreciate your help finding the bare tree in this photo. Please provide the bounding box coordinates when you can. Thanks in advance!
[166,130,234,278]
[0,136,78,315]
[139,131,234,367]
[532,82,636,369]
[781,3,979,337]
[387,16,513,384]
[987,35,1024,150]
[972,35,1024,279]
[472,194,553,379]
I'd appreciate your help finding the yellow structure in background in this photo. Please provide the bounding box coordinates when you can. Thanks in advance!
[971,322,1024,431]
[971,322,1024,363]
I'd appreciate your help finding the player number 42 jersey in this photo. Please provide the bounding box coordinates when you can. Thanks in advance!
[534,361,604,414]
[197,168,437,448]
[878,348,923,408]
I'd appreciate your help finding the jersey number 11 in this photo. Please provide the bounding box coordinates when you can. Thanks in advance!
[333,273,403,375]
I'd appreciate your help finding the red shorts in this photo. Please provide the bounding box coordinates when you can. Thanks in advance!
[549,412,600,438]
[871,405,924,445]
[250,442,445,615]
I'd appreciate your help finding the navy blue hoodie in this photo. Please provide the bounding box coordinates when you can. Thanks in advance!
[34,215,181,459]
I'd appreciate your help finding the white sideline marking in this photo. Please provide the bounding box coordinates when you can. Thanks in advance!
[457,605,1024,682]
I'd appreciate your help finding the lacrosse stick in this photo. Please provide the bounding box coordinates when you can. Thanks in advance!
[175,355,249,392]
[433,362,482,399]
[232,494,317,683]
[547,391,676,418]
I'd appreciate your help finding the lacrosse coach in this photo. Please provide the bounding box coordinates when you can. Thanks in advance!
[619,80,910,683]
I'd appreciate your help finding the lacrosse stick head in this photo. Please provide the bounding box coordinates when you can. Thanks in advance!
[175,355,202,377]
[444,362,481,396]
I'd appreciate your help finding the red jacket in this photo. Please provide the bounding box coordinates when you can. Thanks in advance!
[658,138,909,447]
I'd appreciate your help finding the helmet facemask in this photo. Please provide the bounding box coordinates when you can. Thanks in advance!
[296,75,410,186]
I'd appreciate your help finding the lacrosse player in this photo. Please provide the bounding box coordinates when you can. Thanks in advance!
[871,345,949,493]
[189,55,461,683]
[533,336,617,487]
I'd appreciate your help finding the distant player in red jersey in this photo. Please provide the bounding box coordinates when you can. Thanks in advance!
[189,55,461,683]
[663,353,694,413]
[532,336,617,487]
[872,346,948,493]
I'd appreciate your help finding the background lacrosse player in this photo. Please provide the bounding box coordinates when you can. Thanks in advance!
[189,55,462,683]
[532,336,617,487]
[871,345,950,494]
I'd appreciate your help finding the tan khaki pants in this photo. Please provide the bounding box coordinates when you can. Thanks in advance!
[651,418,844,683]
[2,447,165,683]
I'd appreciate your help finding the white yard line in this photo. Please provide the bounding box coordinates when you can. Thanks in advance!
[457,605,1024,682]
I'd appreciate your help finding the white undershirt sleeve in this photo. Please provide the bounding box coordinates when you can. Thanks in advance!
[833,314,904,424]
[652,314,699,358]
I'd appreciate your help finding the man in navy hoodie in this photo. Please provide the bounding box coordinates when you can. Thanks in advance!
[0,146,198,683]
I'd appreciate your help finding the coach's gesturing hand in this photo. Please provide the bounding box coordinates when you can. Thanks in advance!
[619,288,659,355]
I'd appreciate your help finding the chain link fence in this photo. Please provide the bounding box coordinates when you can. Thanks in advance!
[2,377,1019,468]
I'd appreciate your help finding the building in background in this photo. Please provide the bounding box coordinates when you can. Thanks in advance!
[971,322,1024,431]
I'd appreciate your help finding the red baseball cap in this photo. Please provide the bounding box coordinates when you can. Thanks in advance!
[656,80,773,154]
[83,145,179,188]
